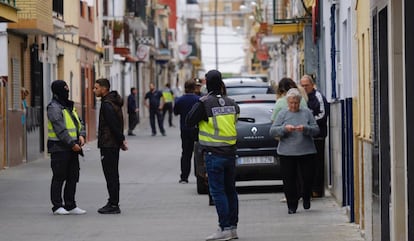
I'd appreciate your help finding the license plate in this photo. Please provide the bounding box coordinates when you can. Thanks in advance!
[237,156,275,165]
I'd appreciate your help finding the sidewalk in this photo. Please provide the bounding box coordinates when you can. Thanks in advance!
[0,117,365,241]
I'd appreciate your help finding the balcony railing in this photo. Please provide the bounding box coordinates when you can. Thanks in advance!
[53,0,64,20]
[273,0,307,24]
[0,0,16,7]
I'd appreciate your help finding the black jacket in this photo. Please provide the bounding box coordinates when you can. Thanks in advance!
[307,89,329,138]
[98,91,125,148]
[127,94,137,114]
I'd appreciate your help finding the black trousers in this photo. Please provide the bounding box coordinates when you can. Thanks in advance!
[180,129,197,181]
[50,151,80,211]
[280,154,315,210]
[100,148,120,205]
[128,112,138,133]
[162,102,173,127]
[312,139,326,196]
[149,108,165,135]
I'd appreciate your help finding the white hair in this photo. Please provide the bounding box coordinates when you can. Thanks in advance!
[286,88,302,101]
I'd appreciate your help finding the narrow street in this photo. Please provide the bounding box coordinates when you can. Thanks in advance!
[0,118,363,241]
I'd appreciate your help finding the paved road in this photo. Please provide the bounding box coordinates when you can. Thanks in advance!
[0,118,364,241]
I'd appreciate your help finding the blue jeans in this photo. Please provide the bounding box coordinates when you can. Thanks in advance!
[205,152,239,230]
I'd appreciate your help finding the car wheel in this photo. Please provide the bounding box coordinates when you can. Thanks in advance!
[197,176,209,194]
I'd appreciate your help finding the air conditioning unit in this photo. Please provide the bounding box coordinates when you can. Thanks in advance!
[103,45,113,64]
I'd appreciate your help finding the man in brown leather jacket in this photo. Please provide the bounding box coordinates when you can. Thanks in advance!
[94,78,128,214]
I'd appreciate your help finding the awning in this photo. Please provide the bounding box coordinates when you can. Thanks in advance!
[114,47,138,63]
[124,55,138,63]
[155,48,171,61]
[271,22,304,35]
[0,3,18,23]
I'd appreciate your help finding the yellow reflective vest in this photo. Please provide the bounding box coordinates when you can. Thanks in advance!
[198,96,238,147]
[162,89,174,103]
[48,108,82,141]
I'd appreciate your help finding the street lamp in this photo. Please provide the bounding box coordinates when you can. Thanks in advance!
[214,0,218,69]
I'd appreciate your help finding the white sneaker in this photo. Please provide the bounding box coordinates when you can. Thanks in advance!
[205,228,232,241]
[68,207,87,215]
[231,228,238,239]
[53,207,69,215]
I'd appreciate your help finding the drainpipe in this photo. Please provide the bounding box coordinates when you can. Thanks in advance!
[330,4,337,99]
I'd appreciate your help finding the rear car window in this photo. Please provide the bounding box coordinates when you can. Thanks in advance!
[237,102,275,124]
[227,87,273,96]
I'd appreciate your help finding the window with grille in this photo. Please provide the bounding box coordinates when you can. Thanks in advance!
[11,58,21,110]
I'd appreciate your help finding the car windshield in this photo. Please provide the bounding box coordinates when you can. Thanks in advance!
[237,102,274,124]
[227,87,273,96]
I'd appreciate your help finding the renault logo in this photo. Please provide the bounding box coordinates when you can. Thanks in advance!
[251,127,258,135]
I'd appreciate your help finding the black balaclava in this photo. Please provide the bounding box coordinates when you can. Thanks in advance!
[206,70,224,95]
[51,80,71,107]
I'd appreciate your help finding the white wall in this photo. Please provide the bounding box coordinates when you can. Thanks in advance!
[109,59,123,94]
[322,1,333,102]
[338,1,354,99]
[0,23,7,76]
[321,0,355,207]
[110,0,125,20]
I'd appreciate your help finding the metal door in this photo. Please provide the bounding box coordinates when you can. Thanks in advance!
[27,43,44,161]
[372,7,390,241]
[405,1,414,239]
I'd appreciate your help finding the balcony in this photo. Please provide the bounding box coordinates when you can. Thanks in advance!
[52,0,64,32]
[272,0,310,35]
[7,0,53,35]
[0,0,18,22]
[273,0,308,23]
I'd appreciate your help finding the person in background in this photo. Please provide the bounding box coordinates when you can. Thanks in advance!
[199,77,208,95]
[144,83,166,136]
[47,80,86,215]
[186,70,240,241]
[94,78,128,214]
[271,77,308,122]
[174,79,200,184]
[194,78,203,96]
[21,88,29,126]
[127,87,139,136]
[192,77,214,205]
[300,74,329,198]
[171,77,183,101]
[162,83,175,127]
[269,88,319,214]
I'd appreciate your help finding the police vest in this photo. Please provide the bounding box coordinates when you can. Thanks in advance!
[48,108,81,141]
[198,96,238,147]
[162,90,174,103]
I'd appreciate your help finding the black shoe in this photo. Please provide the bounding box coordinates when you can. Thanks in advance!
[162,132,166,136]
[151,133,156,136]
[179,179,188,184]
[303,199,311,210]
[288,208,296,214]
[128,133,136,136]
[98,203,121,214]
[312,191,323,198]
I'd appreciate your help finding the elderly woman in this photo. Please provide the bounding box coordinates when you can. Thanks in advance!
[269,88,320,214]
